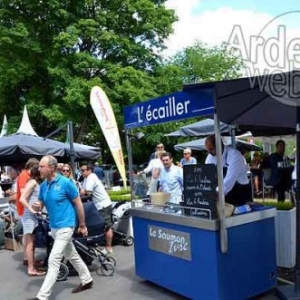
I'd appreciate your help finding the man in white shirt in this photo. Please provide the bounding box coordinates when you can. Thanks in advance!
[80,164,113,255]
[159,152,183,204]
[205,135,252,206]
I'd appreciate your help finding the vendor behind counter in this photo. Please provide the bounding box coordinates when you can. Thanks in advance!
[204,135,252,206]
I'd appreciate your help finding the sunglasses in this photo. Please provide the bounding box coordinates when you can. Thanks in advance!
[183,153,190,155]
[62,169,70,173]
[81,169,87,172]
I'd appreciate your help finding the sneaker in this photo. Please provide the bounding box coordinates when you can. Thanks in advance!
[100,248,113,256]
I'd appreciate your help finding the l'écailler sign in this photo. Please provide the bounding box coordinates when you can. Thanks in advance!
[124,89,214,129]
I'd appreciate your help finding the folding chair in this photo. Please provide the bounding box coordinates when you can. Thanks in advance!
[262,168,274,201]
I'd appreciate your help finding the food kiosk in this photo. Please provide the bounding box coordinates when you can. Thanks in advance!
[131,206,276,300]
[124,84,278,300]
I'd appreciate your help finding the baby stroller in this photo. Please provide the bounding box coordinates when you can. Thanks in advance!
[111,201,134,246]
[35,202,116,281]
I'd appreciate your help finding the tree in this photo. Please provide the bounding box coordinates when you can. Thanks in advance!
[169,42,244,83]
[0,0,177,145]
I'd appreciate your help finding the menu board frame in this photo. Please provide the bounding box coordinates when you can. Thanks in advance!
[182,164,218,219]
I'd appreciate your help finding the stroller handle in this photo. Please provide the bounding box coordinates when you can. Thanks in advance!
[34,212,48,222]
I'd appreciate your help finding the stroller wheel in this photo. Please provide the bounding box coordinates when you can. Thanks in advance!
[97,262,115,276]
[57,263,69,281]
[124,236,134,246]
[105,256,116,267]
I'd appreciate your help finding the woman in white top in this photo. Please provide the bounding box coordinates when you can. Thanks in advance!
[139,150,164,195]
[19,165,46,277]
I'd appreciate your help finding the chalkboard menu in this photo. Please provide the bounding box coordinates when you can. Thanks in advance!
[182,164,218,219]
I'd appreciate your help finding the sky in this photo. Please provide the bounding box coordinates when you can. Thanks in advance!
[163,0,300,74]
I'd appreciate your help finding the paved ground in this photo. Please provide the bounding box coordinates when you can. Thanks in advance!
[0,245,282,300]
[0,245,186,300]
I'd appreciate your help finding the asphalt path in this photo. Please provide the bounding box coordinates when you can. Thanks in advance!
[0,245,186,300]
[0,245,280,300]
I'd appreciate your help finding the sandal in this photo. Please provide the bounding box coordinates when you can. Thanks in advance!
[28,270,46,277]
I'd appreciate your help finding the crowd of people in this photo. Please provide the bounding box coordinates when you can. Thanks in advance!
[139,139,254,206]
[138,137,296,206]
[248,140,294,202]
[0,157,114,300]
[0,137,296,298]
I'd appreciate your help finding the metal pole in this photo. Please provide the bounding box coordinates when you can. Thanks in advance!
[44,123,68,139]
[214,113,228,253]
[295,115,300,292]
[125,129,135,205]
[229,125,236,148]
[68,121,76,173]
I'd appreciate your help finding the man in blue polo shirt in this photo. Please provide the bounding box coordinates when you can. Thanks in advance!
[30,155,93,300]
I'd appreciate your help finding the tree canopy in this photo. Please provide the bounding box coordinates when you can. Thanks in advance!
[0,0,176,139]
[0,1,244,163]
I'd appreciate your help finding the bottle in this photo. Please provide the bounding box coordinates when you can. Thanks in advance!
[283,156,287,168]
[234,204,251,215]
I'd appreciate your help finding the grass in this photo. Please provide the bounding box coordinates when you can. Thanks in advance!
[254,197,295,211]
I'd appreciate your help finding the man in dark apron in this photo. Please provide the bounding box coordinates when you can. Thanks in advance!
[205,135,252,206]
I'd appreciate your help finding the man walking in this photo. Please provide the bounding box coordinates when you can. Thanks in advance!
[80,164,113,255]
[30,155,93,300]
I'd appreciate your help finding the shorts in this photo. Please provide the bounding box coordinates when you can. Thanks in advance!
[99,205,113,230]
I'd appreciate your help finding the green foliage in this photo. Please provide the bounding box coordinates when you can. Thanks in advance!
[107,188,131,201]
[109,194,131,202]
[107,188,131,196]
[168,42,244,83]
[262,201,294,211]
[0,1,244,165]
[0,0,177,143]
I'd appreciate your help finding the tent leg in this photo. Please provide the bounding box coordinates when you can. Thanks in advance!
[214,113,227,253]
[68,121,76,173]
[125,129,135,206]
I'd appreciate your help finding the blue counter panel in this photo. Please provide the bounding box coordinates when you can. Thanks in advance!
[217,218,276,300]
[133,216,276,300]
